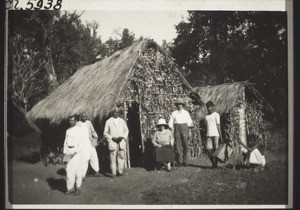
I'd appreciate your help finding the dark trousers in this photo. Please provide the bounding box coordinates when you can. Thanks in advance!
[174,124,189,164]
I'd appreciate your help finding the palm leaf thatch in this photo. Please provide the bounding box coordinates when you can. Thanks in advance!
[26,39,197,124]
[193,81,273,120]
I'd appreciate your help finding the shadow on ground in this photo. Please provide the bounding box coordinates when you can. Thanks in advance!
[46,178,66,193]
[56,168,66,176]
[225,164,251,170]
[188,163,213,169]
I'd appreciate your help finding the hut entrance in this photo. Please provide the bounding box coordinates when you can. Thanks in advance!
[126,102,143,167]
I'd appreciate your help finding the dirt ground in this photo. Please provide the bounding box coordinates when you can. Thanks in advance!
[7,155,210,204]
[6,149,288,207]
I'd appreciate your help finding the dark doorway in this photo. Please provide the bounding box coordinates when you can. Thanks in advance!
[127,102,143,167]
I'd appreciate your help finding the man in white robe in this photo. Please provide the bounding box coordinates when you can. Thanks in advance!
[78,112,101,178]
[63,115,85,196]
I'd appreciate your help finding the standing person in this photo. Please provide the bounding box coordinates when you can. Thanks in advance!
[204,101,223,168]
[63,115,85,196]
[103,107,129,177]
[78,112,101,178]
[152,118,175,172]
[169,98,193,167]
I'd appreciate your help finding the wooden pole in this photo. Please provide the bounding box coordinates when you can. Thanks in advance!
[124,101,131,169]
[139,103,145,153]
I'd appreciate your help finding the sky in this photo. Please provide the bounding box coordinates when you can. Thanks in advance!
[78,10,189,45]
[71,0,286,45]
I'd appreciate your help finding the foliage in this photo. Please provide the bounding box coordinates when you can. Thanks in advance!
[171,11,287,124]
[42,149,64,166]
[51,11,105,83]
[104,28,135,57]
[223,103,240,145]
[222,99,244,165]
[119,28,135,49]
[104,37,120,57]
[8,10,140,113]
[8,10,60,47]
[8,34,47,111]
[161,39,173,56]
[245,101,272,151]
[125,47,202,158]
[17,10,60,93]
[8,10,60,109]
[222,99,271,159]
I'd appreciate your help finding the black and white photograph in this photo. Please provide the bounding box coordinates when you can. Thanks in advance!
[4,0,293,209]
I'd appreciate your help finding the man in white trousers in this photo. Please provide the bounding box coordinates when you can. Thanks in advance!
[63,115,85,196]
[78,112,101,178]
[103,107,129,177]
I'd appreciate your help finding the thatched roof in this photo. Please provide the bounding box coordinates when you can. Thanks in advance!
[193,81,274,120]
[27,39,196,124]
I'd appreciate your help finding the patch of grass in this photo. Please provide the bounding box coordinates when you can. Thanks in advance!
[141,157,288,204]
[266,127,288,153]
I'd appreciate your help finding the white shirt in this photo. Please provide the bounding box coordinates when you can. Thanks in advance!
[169,108,193,129]
[205,112,220,137]
[77,120,98,140]
[112,118,119,129]
[63,125,85,155]
[76,121,90,144]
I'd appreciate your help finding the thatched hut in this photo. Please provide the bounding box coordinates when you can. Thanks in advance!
[27,39,203,168]
[194,81,273,119]
[194,81,273,117]
[193,81,273,156]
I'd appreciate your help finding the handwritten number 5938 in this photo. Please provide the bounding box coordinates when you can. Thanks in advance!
[7,0,62,10]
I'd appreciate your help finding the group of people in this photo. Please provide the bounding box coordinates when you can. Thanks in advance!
[151,98,265,172]
[62,98,265,196]
[151,98,222,172]
[63,107,128,196]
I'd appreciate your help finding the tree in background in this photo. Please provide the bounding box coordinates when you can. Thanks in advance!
[30,11,60,93]
[8,10,60,109]
[119,28,135,49]
[8,10,60,93]
[8,10,107,109]
[104,28,135,57]
[51,11,105,83]
[161,39,173,56]
[171,11,287,124]
[8,34,47,112]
